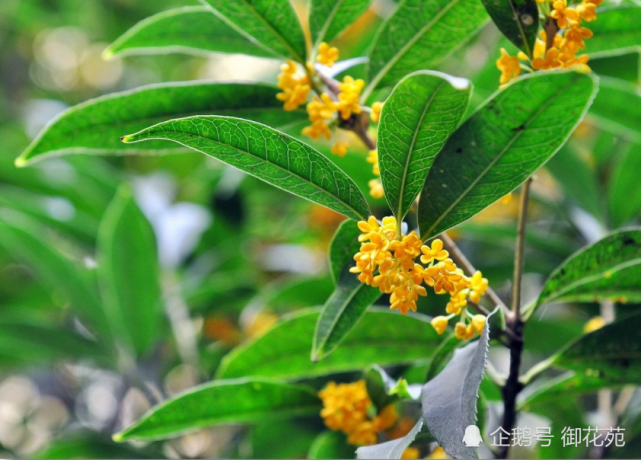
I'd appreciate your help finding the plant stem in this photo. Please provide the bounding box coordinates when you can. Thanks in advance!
[497,177,532,459]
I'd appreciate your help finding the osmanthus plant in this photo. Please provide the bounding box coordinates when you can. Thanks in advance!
[10,0,641,458]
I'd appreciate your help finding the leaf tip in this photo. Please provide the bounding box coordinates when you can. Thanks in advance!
[14,156,28,168]
[102,47,115,60]
[121,134,135,143]
[112,432,125,443]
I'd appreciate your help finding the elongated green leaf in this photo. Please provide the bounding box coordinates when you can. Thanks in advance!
[421,309,494,459]
[418,70,598,239]
[98,187,162,357]
[200,0,306,62]
[310,0,372,47]
[313,221,381,361]
[308,431,354,460]
[366,0,488,93]
[608,142,641,227]
[104,7,275,59]
[356,420,423,459]
[34,435,153,459]
[588,77,641,143]
[480,0,539,57]
[16,82,304,166]
[552,312,641,384]
[538,229,641,305]
[122,116,369,221]
[113,379,321,441]
[217,308,441,380]
[378,71,471,221]
[586,5,641,58]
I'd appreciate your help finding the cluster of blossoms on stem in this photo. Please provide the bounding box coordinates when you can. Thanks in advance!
[275,43,385,198]
[351,216,489,339]
[318,380,420,458]
[497,0,600,86]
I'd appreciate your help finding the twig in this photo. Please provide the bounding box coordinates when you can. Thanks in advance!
[511,178,532,320]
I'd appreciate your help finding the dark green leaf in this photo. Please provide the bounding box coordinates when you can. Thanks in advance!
[217,308,441,380]
[98,187,162,357]
[313,221,381,361]
[608,142,641,227]
[366,0,488,93]
[421,309,494,459]
[586,5,641,58]
[356,420,423,459]
[16,83,304,166]
[588,76,641,143]
[113,379,321,441]
[122,116,369,221]
[308,431,355,460]
[538,229,641,305]
[418,70,598,239]
[104,7,276,59]
[480,0,539,57]
[378,71,471,220]
[200,0,306,62]
[34,434,155,459]
[310,0,372,47]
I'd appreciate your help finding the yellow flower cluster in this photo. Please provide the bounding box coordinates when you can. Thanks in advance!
[318,380,397,446]
[276,60,311,111]
[317,42,339,67]
[350,217,489,338]
[497,0,600,85]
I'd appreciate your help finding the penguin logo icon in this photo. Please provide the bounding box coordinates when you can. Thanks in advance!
[462,425,483,447]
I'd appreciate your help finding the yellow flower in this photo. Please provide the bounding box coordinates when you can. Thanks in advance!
[531,47,563,70]
[561,22,593,54]
[367,150,380,176]
[428,446,448,459]
[302,93,336,140]
[551,0,580,28]
[317,42,339,67]
[454,322,469,340]
[276,60,311,111]
[576,0,602,22]
[468,271,488,304]
[471,315,486,335]
[370,101,383,123]
[337,76,365,120]
[420,239,449,265]
[331,141,349,157]
[368,178,385,199]
[431,316,449,335]
[402,447,421,459]
[319,381,371,433]
[584,316,605,333]
[374,405,399,431]
[496,48,521,85]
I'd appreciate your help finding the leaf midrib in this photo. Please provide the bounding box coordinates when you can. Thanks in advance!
[507,0,533,57]
[313,0,344,49]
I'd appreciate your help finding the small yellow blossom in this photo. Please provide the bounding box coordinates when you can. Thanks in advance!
[496,48,521,85]
[337,76,365,120]
[331,141,349,157]
[561,23,593,54]
[369,178,384,199]
[420,239,449,265]
[317,42,340,67]
[576,0,602,22]
[551,0,580,28]
[584,316,605,333]
[302,93,336,140]
[370,101,383,123]
[531,47,563,70]
[468,271,489,304]
[276,60,311,111]
[428,446,448,459]
[471,315,486,335]
[402,447,421,459]
[431,316,449,335]
[455,322,470,340]
[367,150,380,176]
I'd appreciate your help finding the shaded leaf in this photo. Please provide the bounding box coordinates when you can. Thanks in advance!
[104,7,275,59]
[538,228,641,305]
[16,82,304,166]
[97,187,162,357]
[608,142,641,227]
[480,0,539,57]
[217,308,441,380]
[34,434,155,459]
[421,309,494,459]
[356,420,423,459]
[366,0,488,93]
[588,76,641,143]
[113,379,321,441]
[418,70,598,239]
[308,431,355,460]
[200,0,306,62]
[379,71,471,220]
[310,0,372,47]
[586,5,641,58]
[122,116,369,221]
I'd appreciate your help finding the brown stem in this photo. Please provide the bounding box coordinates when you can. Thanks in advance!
[544,17,560,52]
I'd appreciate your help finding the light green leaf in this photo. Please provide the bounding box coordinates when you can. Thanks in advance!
[308,431,354,460]
[608,142,641,227]
[586,5,641,58]
[418,70,598,239]
[356,420,423,459]
[313,221,381,361]
[366,0,488,94]
[588,76,641,143]
[538,229,641,305]
[98,187,162,357]
[113,379,321,441]
[217,308,441,380]
[200,0,306,62]
[480,0,539,57]
[16,82,304,166]
[378,71,471,221]
[421,309,494,459]
[310,0,372,48]
[122,116,370,221]
[104,7,276,59]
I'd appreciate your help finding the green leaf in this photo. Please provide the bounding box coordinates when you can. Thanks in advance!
[480,0,539,57]
[122,116,369,221]
[113,379,321,441]
[104,7,276,59]
[97,187,162,357]
[200,0,306,62]
[586,5,641,58]
[356,420,423,459]
[366,0,488,94]
[16,82,304,166]
[552,312,641,384]
[378,71,472,221]
[309,0,372,47]
[217,308,441,380]
[313,221,381,361]
[34,434,155,459]
[608,142,641,227]
[421,309,494,459]
[588,76,641,143]
[418,70,598,239]
[308,431,354,460]
[538,229,641,305]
